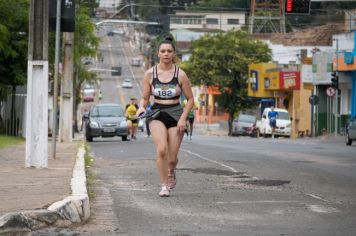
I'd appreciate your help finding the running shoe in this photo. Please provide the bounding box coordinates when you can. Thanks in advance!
[159,184,170,197]
[167,172,177,190]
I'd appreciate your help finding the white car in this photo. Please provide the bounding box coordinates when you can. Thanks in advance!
[122,78,133,88]
[131,58,142,67]
[256,107,291,137]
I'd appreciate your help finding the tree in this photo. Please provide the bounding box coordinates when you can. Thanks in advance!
[0,0,28,87]
[182,30,271,135]
[0,0,29,132]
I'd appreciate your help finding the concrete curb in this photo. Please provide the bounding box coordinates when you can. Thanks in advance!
[0,144,89,234]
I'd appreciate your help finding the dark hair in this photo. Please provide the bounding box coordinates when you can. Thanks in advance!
[158,36,176,51]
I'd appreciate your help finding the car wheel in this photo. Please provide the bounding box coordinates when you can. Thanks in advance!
[122,135,128,141]
[346,133,352,146]
[86,135,93,142]
[256,129,260,138]
[263,129,267,138]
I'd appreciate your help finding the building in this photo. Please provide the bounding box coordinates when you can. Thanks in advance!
[170,11,246,32]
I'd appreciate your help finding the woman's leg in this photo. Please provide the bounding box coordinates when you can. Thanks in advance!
[167,127,184,175]
[127,120,133,137]
[189,118,194,137]
[149,120,169,185]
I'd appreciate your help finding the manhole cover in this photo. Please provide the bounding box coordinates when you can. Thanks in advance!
[241,179,290,186]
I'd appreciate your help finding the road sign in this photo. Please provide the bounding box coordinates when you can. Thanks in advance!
[326,87,336,97]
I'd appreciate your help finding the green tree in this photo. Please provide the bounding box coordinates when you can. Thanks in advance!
[190,0,249,10]
[0,0,29,132]
[182,30,271,135]
[0,0,28,87]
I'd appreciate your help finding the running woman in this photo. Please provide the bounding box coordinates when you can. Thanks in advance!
[136,36,194,197]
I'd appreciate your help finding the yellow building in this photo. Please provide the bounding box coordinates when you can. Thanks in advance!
[248,63,313,138]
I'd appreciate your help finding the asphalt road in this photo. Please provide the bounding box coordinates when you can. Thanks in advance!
[74,133,355,236]
[32,26,356,236]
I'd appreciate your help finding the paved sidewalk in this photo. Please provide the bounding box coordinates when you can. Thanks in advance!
[0,137,89,234]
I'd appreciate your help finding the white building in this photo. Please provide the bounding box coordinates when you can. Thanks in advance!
[97,0,122,15]
[170,11,246,32]
[98,0,122,8]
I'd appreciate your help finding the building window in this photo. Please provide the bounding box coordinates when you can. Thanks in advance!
[227,18,239,25]
[171,17,182,24]
[171,16,202,25]
[206,18,218,25]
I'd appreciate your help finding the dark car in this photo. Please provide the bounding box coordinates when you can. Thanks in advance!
[85,103,129,142]
[232,114,257,137]
[346,118,356,146]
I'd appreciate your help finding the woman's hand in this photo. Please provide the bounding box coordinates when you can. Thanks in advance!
[177,118,186,133]
[136,107,146,118]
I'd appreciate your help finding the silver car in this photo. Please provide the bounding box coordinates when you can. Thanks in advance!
[85,104,129,142]
[232,114,257,137]
[346,118,356,146]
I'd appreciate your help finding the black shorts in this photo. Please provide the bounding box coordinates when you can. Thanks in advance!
[127,118,138,125]
[188,117,194,124]
[151,103,183,129]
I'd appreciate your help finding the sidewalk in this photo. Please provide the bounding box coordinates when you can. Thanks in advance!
[0,137,89,234]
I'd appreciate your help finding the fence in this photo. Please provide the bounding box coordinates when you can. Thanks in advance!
[0,86,26,137]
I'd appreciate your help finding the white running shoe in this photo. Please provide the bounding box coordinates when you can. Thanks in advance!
[159,184,170,197]
[167,172,177,190]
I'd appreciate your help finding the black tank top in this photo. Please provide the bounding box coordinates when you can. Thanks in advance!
[151,65,182,100]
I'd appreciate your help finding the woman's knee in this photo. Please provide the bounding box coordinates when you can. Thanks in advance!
[156,145,168,159]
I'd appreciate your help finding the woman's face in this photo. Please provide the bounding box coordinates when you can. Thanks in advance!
[158,43,175,63]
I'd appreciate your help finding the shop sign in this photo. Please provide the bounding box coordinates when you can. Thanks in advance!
[279,72,301,90]
[249,70,258,91]
[264,77,270,89]
[344,52,354,64]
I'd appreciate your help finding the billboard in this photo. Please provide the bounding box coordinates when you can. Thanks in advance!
[279,72,301,90]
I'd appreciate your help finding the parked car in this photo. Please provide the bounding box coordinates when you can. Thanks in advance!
[138,118,145,132]
[82,88,95,102]
[346,118,356,145]
[122,78,133,88]
[232,114,257,137]
[131,57,142,67]
[256,107,291,137]
[85,103,129,142]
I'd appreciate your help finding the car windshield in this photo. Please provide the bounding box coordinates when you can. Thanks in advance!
[91,106,124,117]
[238,115,256,123]
[124,79,131,82]
[277,111,289,120]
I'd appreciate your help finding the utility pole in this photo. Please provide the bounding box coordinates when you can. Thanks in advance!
[59,33,74,142]
[51,0,62,159]
[334,38,339,137]
[26,0,49,168]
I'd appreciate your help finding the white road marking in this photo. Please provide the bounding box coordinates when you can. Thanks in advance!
[307,204,340,213]
[181,148,238,173]
[305,193,330,202]
[216,200,300,204]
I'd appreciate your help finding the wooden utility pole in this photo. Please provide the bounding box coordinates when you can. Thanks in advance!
[26,0,49,168]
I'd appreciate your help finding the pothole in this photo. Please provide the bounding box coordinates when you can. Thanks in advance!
[179,167,246,177]
[240,179,291,186]
[293,160,315,164]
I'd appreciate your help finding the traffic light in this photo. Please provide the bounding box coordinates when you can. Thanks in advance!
[331,71,339,89]
[285,0,311,15]
[49,0,75,32]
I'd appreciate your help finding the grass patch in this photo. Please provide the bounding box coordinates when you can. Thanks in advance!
[0,135,24,149]
[84,144,96,200]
